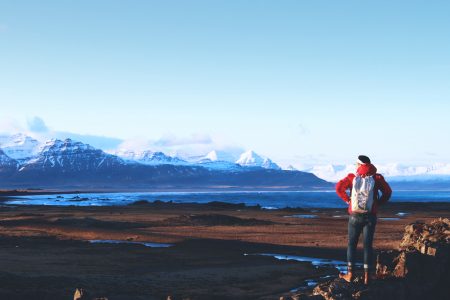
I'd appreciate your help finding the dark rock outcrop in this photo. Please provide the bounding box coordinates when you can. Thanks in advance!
[285,218,450,300]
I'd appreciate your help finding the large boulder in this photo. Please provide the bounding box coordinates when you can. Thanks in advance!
[399,218,450,256]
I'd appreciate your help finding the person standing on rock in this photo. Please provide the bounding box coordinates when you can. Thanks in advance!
[335,155,392,285]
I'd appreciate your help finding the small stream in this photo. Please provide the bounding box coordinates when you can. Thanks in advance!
[250,253,350,272]
[245,253,360,292]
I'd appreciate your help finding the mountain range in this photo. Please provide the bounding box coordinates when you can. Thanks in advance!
[305,163,450,182]
[305,163,450,190]
[0,134,330,190]
[1,133,449,190]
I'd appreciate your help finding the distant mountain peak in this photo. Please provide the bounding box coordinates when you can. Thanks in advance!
[40,138,95,153]
[200,150,238,163]
[236,150,280,170]
[205,150,219,161]
[194,150,242,171]
[21,138,125,171]
[0,133,42,162]
[236,150,263,165]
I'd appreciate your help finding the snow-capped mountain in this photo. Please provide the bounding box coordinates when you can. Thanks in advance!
[115,149,188,165]
[236,150,281,170]
[304,163,450,182]
[0,137,329,189]
[20,138,127,172]
[377,163,450,177]
[203,150,239,162]
[140,151,187,165]
[3,132,450,186]
[112,148,281,171]
[377,163,450,181]
[193,150,242,170]
[0,133,42,163]
[0,133,332,189]
[304,164,354,182]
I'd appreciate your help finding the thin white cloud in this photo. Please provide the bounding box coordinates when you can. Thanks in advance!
[117,134,245,160]
[115,138,153,153]
[154,133,213,147]
[2,116,245,160]
[0,117,25,134]
[1,116,123,150]
[53,131,123,150]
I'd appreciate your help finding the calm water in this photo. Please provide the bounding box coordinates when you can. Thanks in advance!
[4,190,450,208]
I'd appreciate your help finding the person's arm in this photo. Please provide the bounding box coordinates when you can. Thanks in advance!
[336,174,354,204]
[376,174,392,205]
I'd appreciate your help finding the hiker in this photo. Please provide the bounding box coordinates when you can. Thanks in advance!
[335,155,392,285]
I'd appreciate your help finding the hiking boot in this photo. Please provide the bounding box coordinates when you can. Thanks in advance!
[339,271,354,282]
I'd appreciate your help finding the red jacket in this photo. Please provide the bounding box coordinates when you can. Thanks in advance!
[336,163,392,215]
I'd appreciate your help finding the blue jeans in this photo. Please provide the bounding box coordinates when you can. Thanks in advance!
[347,213,377,271]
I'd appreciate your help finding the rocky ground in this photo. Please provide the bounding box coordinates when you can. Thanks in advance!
[0,197,448,299]
[281,218,450,300]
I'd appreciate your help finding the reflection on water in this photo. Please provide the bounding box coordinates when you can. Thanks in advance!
[247,253,356,293]
[396,212,410,216]
[262,206,278,210]
[4,190,450,209]
[284,214,318,219]
[89,240,173,248]
[245,253,354,272]
[290,279,318,292]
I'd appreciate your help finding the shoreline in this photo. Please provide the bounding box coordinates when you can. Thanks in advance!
[2,185,450,198]
[0,186,335,196]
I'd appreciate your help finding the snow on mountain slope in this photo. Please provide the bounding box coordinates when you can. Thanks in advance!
[304,164,354,182]
[378,163,450,181]
[115,149,188,165]
[20,138,127,171]
[203,150,238,162]
[235,150,281,170]
[0,148,19,170]
[190,150,242,170]
[114,148,242,170]
[140,151,187,165]
[4,133,449,183]
[0,133,42,162]
[377,163,450,177]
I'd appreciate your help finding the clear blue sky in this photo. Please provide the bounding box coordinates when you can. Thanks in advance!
[1,1,449,166]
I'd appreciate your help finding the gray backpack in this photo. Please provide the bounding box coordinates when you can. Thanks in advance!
[351,175,375,213]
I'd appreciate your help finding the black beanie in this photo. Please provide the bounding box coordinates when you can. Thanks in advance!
[357,155,371,164]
